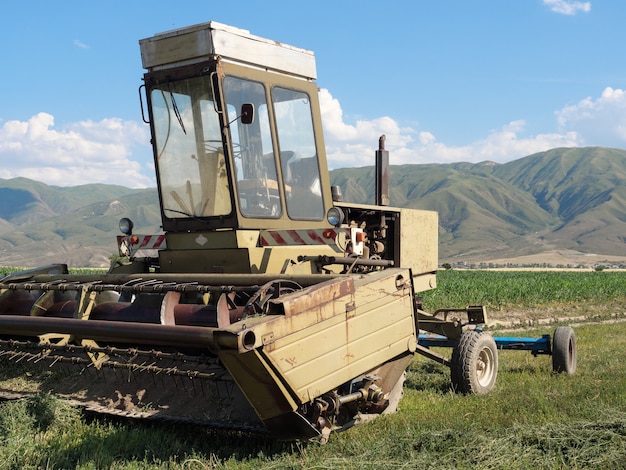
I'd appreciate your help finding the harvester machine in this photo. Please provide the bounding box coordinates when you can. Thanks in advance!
[0,22,576,441]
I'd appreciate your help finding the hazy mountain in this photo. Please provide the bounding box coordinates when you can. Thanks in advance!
[0,179,158,268]
[1,147,625,268]
[331,147,626,263]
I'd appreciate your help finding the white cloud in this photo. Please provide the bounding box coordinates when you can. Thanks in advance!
[0,113,153,187]
[543,0,591,15]
[319,88,416,167]
[73,39,90,49]
[556,87,626,145]
[2,85,621,189]
[319,88,581,168]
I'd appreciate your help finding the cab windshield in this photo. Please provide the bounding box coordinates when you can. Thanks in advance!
[150,75,231,219]
[149,73,325,222]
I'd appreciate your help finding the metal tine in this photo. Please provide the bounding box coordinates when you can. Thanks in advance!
[174,282,202,293]
[126,365,135,383]
[125,278,164,287]
[43,280,85,291]
[32,352,49,364]
[37,278,72,286]
[22,351,35,362]
[113,277,160,292]
[138,361,159,376]
[0,349,17,362]
[3,350,18,361]
[13,351,28,363]
[155,281,185,293]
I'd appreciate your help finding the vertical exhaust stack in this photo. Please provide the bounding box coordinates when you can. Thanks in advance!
[375,135,389,206]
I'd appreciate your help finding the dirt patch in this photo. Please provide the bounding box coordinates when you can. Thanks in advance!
[470,249,626,268]
[0,352,261,427]
[485,303,626,331]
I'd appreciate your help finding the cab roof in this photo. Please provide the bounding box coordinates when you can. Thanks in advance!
[139,21,317,80]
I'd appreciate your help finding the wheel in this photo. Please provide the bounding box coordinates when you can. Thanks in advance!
[451,330,498,394]
[552,326,576,374]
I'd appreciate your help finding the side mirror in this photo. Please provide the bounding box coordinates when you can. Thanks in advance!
[241,103,255,124]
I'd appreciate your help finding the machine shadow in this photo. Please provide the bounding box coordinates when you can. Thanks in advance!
[82,412,307,463]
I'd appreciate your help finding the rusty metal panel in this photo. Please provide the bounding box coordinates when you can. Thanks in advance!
[260,269,417,403]
[279,277,355,318]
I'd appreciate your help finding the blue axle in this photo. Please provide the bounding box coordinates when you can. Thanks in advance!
[418,333,552,356]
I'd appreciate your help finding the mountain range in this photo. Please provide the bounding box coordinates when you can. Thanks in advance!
[1,146,626,268]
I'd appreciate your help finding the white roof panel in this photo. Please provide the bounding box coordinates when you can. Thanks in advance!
[139,21,317,80]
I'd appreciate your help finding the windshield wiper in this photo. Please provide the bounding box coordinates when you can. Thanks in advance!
[167,84,186,135]
[163,208,211,224]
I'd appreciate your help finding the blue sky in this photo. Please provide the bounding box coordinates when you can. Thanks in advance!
[1,0,624,188]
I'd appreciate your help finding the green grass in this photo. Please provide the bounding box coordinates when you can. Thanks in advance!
[422,269,626,311]
[1,271,626,468]
[1,322,624,469]
[0,266,108,277]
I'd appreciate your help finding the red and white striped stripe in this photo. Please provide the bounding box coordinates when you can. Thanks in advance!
[117,235,167,250]
[259,229,339,247]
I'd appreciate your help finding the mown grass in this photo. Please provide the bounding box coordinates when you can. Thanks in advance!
[1,270,625,468]
[1,321,624,469]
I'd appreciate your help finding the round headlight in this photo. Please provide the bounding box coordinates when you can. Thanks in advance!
[326,207,344,227]
[119,217,134,235]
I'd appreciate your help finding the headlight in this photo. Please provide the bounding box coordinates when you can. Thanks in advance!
[326,207,344,227]
[119,217,134,235]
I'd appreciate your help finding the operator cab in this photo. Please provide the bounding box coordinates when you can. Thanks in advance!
[140,22,332,233]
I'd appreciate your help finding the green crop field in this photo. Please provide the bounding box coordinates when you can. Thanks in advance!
[423,269,626,311]
[0,270,625,469]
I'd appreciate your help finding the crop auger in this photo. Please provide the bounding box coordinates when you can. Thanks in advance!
[0,21,576,442]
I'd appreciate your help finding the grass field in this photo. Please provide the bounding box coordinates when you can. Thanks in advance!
[1,270,625,469]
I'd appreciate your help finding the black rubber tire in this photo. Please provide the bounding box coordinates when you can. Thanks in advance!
[552,326,577,374]
[451,330,498,395]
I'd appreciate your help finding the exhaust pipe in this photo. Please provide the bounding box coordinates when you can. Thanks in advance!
[375,135,389,206]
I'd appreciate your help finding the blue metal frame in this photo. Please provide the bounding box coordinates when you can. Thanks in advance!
[418,333,552,356]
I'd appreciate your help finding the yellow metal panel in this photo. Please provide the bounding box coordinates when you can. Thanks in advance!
[413,272,437,293]
[217,348,298,420]
[279,315,415,401]
[267,296,412,369]
[165,231,260,250]
[261,269,417,402]
[399,208,439,275]
[159,248,252,273]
